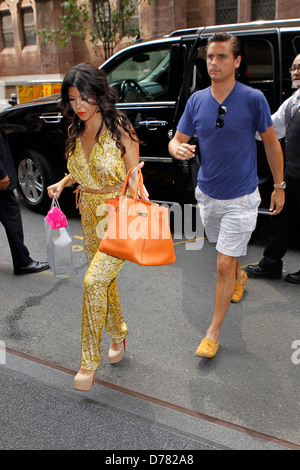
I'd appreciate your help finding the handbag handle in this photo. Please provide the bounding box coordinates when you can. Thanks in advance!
[121,167,145,200]
[50,193,62,210]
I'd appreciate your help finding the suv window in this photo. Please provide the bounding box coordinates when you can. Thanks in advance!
[292,35,300,54]
[281,33,300,101]
[189,45,211,94]
[243,39,275,110]
[188,37,277,111]
[106,47,171,102]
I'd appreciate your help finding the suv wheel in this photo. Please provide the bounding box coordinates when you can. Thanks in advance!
[16,150,55,214]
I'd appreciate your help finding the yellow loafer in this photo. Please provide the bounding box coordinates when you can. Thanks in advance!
[195,337,219,358]
[231,271,248,303]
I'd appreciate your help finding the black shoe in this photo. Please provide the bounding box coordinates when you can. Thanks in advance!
[14,260,50,275]
[245,264,282,279]
[285,270,300,284]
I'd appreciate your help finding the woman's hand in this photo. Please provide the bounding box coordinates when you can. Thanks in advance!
[47,174,75,199]
[47,181,64,199]
[129,161,149,200]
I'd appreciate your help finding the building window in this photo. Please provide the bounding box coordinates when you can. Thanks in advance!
[120,0,140,37]
[251,0,276,20]
[21,7,36,46]
[215,0,238,25]
[0,11,14,48]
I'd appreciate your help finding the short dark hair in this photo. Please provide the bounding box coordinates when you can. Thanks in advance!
[207,32,242,59]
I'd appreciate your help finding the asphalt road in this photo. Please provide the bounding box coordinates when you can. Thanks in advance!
[0,199,299,450]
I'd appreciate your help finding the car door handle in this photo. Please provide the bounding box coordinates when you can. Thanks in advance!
[138,120,168,130]
[39,113,63,123]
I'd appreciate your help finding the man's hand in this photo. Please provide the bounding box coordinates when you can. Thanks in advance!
[0,175,9,191]
[168,130,195,161]
[172,142,196,160]
[269,188,285,215]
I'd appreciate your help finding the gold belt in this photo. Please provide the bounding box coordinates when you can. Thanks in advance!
[74,184,123,211]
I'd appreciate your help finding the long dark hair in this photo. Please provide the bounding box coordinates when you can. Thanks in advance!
[60,63,138,158]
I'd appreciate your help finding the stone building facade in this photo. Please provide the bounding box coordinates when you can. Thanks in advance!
[0,0,299,100]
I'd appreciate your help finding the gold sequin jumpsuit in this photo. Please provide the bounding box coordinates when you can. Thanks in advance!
[67,130,128,370]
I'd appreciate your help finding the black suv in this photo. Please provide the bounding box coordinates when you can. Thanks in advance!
[1,19,300,213]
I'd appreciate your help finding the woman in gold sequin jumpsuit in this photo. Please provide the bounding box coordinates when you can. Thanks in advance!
[47,64,147,391]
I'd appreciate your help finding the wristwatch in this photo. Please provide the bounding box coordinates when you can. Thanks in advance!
[274,181,286,189]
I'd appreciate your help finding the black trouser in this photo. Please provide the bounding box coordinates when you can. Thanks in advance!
[259,174,300,272]
[0,189,31,270]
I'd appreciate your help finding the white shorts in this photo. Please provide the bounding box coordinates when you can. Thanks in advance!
[195,186,261,257]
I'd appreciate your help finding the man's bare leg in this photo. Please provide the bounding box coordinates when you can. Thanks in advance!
[236,259,245,284]
[205,253,237,343]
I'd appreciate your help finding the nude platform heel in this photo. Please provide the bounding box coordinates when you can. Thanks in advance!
[73,370,95,391]
[108,338,126,364]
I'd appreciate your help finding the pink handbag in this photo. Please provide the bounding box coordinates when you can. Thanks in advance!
[44,197,68,229]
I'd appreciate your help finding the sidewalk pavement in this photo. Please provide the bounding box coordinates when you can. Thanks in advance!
[0,350,294,451]
[1,208,300,451]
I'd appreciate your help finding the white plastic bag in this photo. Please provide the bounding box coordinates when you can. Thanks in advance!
[44,198,74,277]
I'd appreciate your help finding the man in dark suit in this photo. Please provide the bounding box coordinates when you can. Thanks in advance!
[0,127,49,275]
[245,54,300,283]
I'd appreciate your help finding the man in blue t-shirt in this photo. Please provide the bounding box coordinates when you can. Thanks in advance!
[169,32,285,359]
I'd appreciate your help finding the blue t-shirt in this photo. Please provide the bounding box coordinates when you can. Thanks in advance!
[177,81,272,199]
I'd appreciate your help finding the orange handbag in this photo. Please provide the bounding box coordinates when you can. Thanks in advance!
[99,168,176,266]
